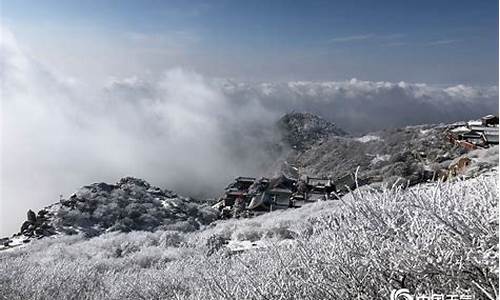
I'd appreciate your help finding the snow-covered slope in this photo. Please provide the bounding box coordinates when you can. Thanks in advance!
[274,113,498,192]
[1,170,496,299]
[1,177,218,250]
[2,112,498,250]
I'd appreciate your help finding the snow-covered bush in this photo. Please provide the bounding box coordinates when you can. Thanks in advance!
[0,171,497,300]
[51,178,219,236]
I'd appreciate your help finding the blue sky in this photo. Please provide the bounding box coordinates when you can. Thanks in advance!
[1,0,498,84]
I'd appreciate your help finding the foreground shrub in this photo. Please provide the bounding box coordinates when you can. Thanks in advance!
[0,172,497,299]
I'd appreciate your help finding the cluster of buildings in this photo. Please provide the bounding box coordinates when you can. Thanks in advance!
[213,175,345,218]
[447,115,499,150]
[214,115,499,220]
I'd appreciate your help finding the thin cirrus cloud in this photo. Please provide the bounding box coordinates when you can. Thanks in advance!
[427,39,462,46]
[329,33,405,43]
[124,30,200,45]
[329,34,462,48]
[329,34,374,43]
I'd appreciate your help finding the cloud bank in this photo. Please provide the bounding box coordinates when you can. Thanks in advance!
[217,79,498,133]
[1,26,498,235]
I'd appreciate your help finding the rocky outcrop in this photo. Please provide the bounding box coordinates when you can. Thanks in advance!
[54,176,219,236]
[19,209,57,239]
[1,177,219,250]
[277,112,347,151]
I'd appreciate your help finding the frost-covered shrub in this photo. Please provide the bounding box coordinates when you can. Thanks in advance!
[52,178,219,235]
[158,231,183,248]
[0,172,497,300]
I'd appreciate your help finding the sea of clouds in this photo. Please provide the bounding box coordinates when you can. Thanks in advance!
[1,25,498,235]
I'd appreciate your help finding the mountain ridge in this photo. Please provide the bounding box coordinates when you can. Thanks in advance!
[2,112,498,249]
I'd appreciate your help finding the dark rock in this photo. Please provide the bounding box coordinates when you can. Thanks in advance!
[20,220,31,233]
[118,177,150,189]
[164,189,178,198]
[0,237,10,247]
[96,182,117,193]
[27,210,37,223]
[61,198,77,207]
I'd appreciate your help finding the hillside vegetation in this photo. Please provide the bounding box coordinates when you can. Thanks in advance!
[274,113,470,187]
[1,177,218,246]
[1,171,497,300]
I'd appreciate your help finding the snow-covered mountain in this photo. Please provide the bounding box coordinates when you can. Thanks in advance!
[273,112,498,187]
[2,112,498,249]
[276,112,348,151]
[0,112,498,300]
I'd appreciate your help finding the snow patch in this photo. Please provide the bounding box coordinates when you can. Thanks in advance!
[356,135,382,143]
[371,154,391,165]
[419,129,433,135]
[226,240,268,252]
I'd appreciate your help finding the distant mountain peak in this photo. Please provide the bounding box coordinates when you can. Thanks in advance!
[277,112,347,150]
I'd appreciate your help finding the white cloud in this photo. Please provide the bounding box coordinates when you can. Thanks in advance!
[329,33,405,43]
[329,34,374,43]
[427,39,462,46]
[1,25,498,236]
[0,27,279,235]
[218,79,498,132]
